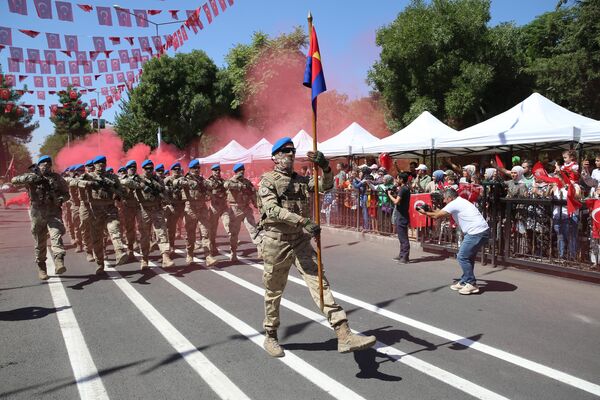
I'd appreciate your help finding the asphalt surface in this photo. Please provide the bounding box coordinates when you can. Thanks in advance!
[1,201,600,400]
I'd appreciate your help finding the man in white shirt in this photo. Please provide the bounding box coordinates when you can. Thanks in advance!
[417,188,490,295]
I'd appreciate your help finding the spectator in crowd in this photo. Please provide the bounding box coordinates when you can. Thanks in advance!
[411,164,431,193]
[426,170,445,193]
[408,161,418,182]
[559,150,579,178]
[551,179,581,260]
[459,165,476,184]
[521,160,535,190]
[335,162,347,189]
[388,173,411,263]
[444,170,459,190]
[352,167,370,231]
[418,188,490,295]
[506,166,528,198]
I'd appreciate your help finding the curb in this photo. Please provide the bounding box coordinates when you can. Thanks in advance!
[321,225,421,249]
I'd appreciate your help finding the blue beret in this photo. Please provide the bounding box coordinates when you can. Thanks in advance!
[211,163,220,171]
[170,162,181,170]
[118,166,126,173]
[75,164,85,171]
[155,163,165,171]
[64,166,71,172]
[37,155,52,165]
[106,167,114,173]
[92,155,106,164]
[188,159,200,169]
[85,159,94,167]
[125,160,137,168]
[271,137,294,155]
[233,163,245,172]
[141,159,154,169]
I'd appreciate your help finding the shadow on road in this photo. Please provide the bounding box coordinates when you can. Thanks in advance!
[0,305,70,321]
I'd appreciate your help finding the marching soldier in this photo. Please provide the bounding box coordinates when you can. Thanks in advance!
[155,164,166,182]
[258,137,376,357]
[163,162,186,255]
[12,155,70,280]
[78,160,95,262]
[78,155,128,274]
[64,164,84,252]
[176,159,212,265]
[206,164,228,260]
[119,160,141,261]
[121,159,174,269]
[223,163,261,261]
[62,166,75,245]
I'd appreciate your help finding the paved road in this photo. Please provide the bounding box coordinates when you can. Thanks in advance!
[1,204,600,400]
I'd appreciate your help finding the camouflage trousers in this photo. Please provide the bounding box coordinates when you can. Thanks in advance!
[78,203,93,254]
[139,203,169,258]
[122,205,141,252]
[184,202,210,253]
[63,200,74,240]
[89,201,126,264]
[166,201,186,248]
[222,204,260,251]
[29,206,66,266]
[261,233,347,330]
[208,205,228,254]
[70,202,82,246]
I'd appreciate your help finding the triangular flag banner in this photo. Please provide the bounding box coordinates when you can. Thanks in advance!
[77,4,93,12]
[19,29,40,38]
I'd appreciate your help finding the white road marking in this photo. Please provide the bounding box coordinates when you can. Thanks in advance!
[46,256,109,400]
[145,254,367,400]
[233,254,600,397]
[102,262,250,400]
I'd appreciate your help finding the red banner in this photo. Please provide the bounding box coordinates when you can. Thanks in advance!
[8,0,28,15]
[116,7,132,27]
[409,193,433,228]
[55,1,74,21]
[34,0,52,19]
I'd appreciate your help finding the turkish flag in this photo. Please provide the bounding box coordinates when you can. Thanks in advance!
[116,72,125,83]
[83,75,92,86]
[55,1,74,21]
[141,56,149,65]
[218,0,227,11]
[131,49,141,61]
[8,58,20,73]
[93,37,106,52]
[129,58,138,70]
[38,105,45,117]
[89,51,99,61]
[25,60,37,73]
[10,46,23,61]
[8,0,28,15]
[33,76,44,88]
[69,61,79,74]
[133,10,149,27]
[55,61,65,74]
[27,49,41,62]
[90,98,97,108]
[209,0,219,16]
[151,36,163,51]
[203,3,213,23]
[47,76,56,87]
[116,8,132,27]
[566,182,582,215]
[40,61,51,74]
[65,35,78,51]
[111,59,120,72]
[0,27,13,46]
[34,0,52,18]
[228,0,234,5]
[82,61,92,74]
[97,6,113,26]
[37,90,45,99]
[532,161,563,187]
[4,74,16,86]
[180,27,188,41]
[75,51,87,65]
[126,71,134,82]
[169,9,179,19]
[46,33,60,49]
[101,87,108,95]
[409,193,433,228]
[586,199,600,239]
[105,74,114,84]
[176,29,184,45]
[60,76,69,87]
[44,50,57,64]
[494,154,505,169]
[97,60,108,73]
[118,50,129,63]
[71,76,81,86]
[19,30,40,38]
[138,36,150,52]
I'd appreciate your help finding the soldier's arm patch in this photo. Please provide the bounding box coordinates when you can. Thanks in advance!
[259,186,271,196]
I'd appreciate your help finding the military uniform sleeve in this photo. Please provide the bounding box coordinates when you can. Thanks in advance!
[56,175,71,201]
[120,176,143,189]
[259,178,305,227]
[308,168,333,192]
[11,172,40,186]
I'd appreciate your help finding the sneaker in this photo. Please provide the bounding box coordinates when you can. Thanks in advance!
[458,283,480,295]
[450,282,465,291]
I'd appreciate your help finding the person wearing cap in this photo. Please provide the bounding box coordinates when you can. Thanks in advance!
[411,164,431,193]
[76,160,96,261]
[63,164,85,253]
[119,160,142,262]
[121,159,174,269]
[11,155,70,280]
[205,163,228,264]
[78,155,128,274]
[163,162,186,256]
[258,136,376,357]
[223,163,260,262]
[155,164,166,182]
[175,159,212,265]
[61,167,75,248]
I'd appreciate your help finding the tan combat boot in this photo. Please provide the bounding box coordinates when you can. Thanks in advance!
[205,255,218,267]
[54,255,66,275]
[140,258,149,270]
[37,262,48,281]
[95,262,105,275]
[162,252,175,268]
[186,249,194,265]
[115,248,128,266]
[86,252,95,262]
[263,330,284,357]
[334,322,376,353]
[229,247,238,262]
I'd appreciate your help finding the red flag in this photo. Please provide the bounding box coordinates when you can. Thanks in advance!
[83,75,92,86]
[34,0,52,18]
[532,161,563,188]
[152,36,163,51]
[586,199,600,239]
[133,10,148,27]
[97,6,113,26]
[90,98,97,108]
[44,50,57,64]
[494,154,505,169]
[0,27,13,46]
[27,49,41,62]
[180,26,188,41]
[69,61,78,74]
[203,3,213,23]
[97,60,107,73]
[218,0,227,11]
[18,74,27,82]
[71,76,81,86]
[94,74,101,80]
[105,74,114,84]
[65,35,78,51]
[209,0,219,16]
[60,76,69,87]
[116,72,125,83]
[8,58,20,73]
[38,104,45,117]
[46,33,60,49]
[101,87,108,95]
[124,37,134,46]
[409,193,433,228]
[40,61,51,74]
[89,51,99,61]
[77,4,93,12]
[5,74,16,86]
[8,0,28,15]
[93,37,106,52]
[55,61,65,74]
[55,1,74,21]
[118,49,129,63]
[25,60,36,73]
[169,9,179,19]
[567,183,582,215]
[34,76,44,87]
[0,88,9,100]
[111,59,120,71]
[19,29,40,38]
[138,37,151,52]
[109,36,121,45]
[147,9,161,15]
[37,90,45,100]
[116,7,132,27]
[47,76,56,87]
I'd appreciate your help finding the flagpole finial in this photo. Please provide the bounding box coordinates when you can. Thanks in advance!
[307,11,313,23]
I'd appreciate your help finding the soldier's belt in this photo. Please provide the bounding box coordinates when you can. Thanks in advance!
[263,231,304,241]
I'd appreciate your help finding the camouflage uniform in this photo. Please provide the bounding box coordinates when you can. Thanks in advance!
[223,174,260,259]
[176,173,211,262]
[12,169,70,277]
[64,174,83,251]
[119,175,142,257]
[164,174,186,252]
[206,174,228,255]
[77,167,94,260]
[78,170,127,271]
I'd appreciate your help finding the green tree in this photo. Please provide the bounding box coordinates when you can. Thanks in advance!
[5,138,33,175]
[39,133,68,160]
[368,0,531,130]
[50,87,92,141]
[115,50,235,149]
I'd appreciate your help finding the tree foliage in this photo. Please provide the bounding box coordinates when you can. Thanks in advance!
[50,87,92,139]
[6,138,33,174]
[39,133,68,160]
[115,50,234,150]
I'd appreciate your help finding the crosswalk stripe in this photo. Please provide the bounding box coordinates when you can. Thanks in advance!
[46,256,109,400]
[144,254,367,400]
[233,254,600,397]
[103,262,250,400]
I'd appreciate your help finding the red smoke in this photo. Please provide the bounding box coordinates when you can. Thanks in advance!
[6,192,29,208]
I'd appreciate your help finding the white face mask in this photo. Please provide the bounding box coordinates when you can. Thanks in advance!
[236,171,244,179]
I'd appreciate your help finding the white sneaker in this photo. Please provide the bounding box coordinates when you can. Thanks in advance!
[450,282,465,291]
[458,283,480,295]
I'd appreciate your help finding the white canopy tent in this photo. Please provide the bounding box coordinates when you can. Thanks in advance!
[292,130,317,158]
[581,122,600,144]
[435,93,598,153]
[198,140,248,165]
[319,122,380,157]
[241,138,273,161]
[361,111,456,155]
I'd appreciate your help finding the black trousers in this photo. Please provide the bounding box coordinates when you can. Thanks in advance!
[396,215,410,260]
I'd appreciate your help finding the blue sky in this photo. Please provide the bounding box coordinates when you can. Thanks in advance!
[0,0,558,157]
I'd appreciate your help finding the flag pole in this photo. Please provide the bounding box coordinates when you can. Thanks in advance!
[308,11,325,311]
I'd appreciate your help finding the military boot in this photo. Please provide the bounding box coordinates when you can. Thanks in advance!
[54,255,66,275]
[229,247,238,262]
[75,241,83,253]
[205,255,218,268]
[95,262,105,275]
[263,330,284,357]
[162,252,175,268]
[114,248,128,266]
[37,262,49,281]
[140,258,149,270]
[334,322,376,353]
[127,249,136,263]
[86,252,95,262]
[186,249,194,265]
